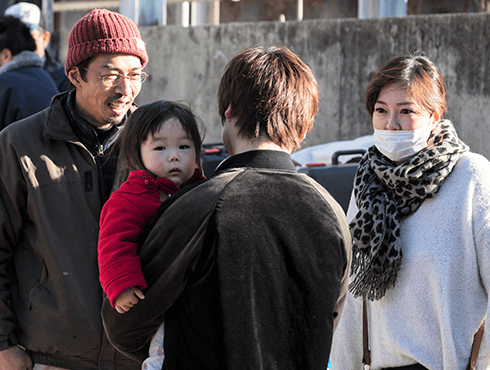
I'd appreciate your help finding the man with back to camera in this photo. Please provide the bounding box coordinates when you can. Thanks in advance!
[0,8,149,370]
[102,45,352,369]
[4,2,73,92]
[0,14,59,130]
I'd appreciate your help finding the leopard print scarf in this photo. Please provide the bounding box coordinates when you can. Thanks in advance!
[349,120,468,301]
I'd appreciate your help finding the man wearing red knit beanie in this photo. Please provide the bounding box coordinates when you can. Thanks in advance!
[0,8,148,370]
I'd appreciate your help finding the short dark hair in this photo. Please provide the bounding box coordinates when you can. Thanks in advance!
[365,53,446,118]
[117,100,204,183]
[0,15,36,56]
[76,57,94,82]
[218,45,319,152]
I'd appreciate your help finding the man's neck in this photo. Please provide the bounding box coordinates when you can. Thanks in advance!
[223,116,291,156]
[232,140,289,156]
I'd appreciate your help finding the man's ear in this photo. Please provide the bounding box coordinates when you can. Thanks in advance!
[0,48,12,66]
[224,105,233,121]
[41,30,51,49]
[67,67,83,87]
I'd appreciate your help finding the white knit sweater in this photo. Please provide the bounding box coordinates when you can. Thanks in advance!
[331,152,490,370]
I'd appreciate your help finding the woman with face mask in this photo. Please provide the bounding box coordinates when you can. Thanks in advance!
[330,54,490,370]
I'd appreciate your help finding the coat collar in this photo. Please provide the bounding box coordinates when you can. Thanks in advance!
[43,92,79,143]
[215,150,297,174]
[124,170,180,195]
[0,50,43,74]
[65,90,121,156]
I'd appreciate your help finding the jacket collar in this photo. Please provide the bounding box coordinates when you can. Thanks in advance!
[43,92,79,143]
[65,91,121,156]
[126,170,180,195]
[215,150,297,174]
[43,49,63,73]
[0,50,43,74]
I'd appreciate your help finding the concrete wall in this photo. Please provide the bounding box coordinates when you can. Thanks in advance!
[135,12,490,158]
[219,0,358,22]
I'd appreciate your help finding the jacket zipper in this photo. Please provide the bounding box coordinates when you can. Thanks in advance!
[93,128,104,157]
[91,128,107,205]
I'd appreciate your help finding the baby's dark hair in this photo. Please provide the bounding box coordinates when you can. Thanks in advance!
[116,100,204,184]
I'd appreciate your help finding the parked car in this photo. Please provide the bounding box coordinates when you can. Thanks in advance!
[297,149,365,213]
[200,142,229,177]
[201,138,372,214]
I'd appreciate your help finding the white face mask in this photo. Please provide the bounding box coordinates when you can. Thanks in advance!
[373,124,432,162]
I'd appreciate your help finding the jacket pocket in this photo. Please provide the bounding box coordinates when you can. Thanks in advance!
[28,259,58,311]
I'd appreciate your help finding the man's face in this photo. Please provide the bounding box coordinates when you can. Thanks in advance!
[69,53,143,128]
[31,28,50,58]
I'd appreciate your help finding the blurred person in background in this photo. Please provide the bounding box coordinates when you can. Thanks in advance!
[0,14,58,130]
[5,2,73,92]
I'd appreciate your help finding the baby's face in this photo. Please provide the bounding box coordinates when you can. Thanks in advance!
[140,117,197,186]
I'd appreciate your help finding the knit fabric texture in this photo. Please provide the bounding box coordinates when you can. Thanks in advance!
[65,8,148,74]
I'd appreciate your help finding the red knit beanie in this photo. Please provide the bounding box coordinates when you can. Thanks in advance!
[65,8,149,74]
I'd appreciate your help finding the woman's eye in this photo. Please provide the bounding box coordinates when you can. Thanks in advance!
[154,146,165,151]
[400,108,414,114]
[180,145,191,149]
[375,107,386,113]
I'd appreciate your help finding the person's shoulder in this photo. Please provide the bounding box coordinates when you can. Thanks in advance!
[157,169,241,213]
[0,73,16,97]
[296,171,339,200]
[116,171,156,194]
[0,108,50,147]
[33,67,60,92]
[3,64,42,76]
[104,184,140,208]
[47,65,73,93]
[37,66,56,79]
[296,172,350,221]
[1,66,58,92]
[198,168,244,191]
[445,152,490,194]
[462,151,489,164]
[0,70,18,84]
[455,151,490,174]
[43,50,64,72]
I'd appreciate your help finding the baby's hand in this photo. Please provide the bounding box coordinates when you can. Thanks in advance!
[114,287,145,314]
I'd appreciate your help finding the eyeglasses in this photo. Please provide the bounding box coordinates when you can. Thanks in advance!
[84,68,149,87]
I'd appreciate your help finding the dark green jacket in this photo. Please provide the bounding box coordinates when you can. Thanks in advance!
[0,92,139,369]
